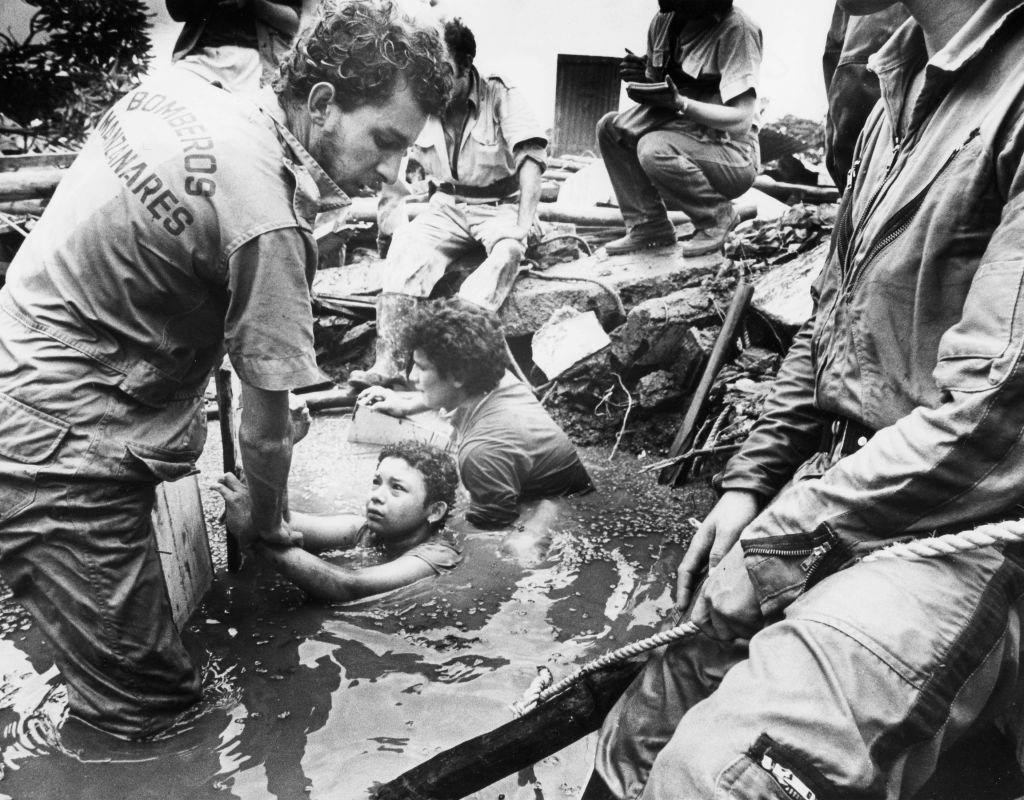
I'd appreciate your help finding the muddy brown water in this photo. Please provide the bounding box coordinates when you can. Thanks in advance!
[0,414,713,800]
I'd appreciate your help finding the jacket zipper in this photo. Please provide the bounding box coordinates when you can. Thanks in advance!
[760,752,817,800]
[841,127,980,295]
[812,127,979,395]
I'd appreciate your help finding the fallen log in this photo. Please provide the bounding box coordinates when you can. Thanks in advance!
[753,175,839,205]
[0,166,66,202]
[372,659,644,800]
[0,199,48,216]
[343,196,757,230]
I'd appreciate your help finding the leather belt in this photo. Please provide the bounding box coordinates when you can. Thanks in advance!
[435,174,519,200]
[820,416,874,459]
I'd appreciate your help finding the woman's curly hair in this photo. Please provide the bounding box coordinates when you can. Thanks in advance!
[277,0,452,116]
[403,299,506,397]
[378,440,458,525]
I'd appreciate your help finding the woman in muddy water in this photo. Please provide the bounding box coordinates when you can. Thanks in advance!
[215,440,463,602]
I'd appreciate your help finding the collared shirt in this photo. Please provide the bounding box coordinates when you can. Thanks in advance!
[646,8,762,105]
[1,68,340,423]
[451,373,592,528]
[407,67,547,196]
[718,0,1024,561]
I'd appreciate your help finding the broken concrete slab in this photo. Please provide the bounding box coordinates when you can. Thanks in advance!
[347,404,452,448]
[610,288,718,381]
[751,239,829,330]
[501,247,723,337]
[531,308,611,380]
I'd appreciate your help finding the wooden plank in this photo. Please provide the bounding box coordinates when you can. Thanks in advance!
[659,282,754,486]
[152,475,213,630]
[215,361,243,572]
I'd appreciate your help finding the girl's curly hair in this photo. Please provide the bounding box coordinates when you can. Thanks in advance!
[277,0,452,116]
[402,299,506,397]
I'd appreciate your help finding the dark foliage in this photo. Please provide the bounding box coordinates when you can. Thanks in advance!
[0,0,152,148]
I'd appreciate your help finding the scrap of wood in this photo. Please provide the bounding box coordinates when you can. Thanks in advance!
[371,660,643,800]
[153,475,213,630]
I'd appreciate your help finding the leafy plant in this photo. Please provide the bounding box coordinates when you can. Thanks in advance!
[0,0,152,149]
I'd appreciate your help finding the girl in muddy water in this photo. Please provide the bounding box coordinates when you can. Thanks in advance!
[215,440,463,602]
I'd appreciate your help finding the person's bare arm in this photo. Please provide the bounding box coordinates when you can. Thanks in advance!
[290,510,364,553]
[238,382,300,545]
[255,545,436,602]
[515,158,543,232]
[356,387,431,418]
[647,80,757,137]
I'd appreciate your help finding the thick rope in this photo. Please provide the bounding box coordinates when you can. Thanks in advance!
[861,517,1024,562]
[516,516,1024,715]
[513,621,700,715]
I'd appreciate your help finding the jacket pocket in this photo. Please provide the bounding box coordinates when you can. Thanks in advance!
[116,442,199,484]
[934,261,1024,392]
[0,392,70,464]
[742,526,839,618]
[0,392,70,524]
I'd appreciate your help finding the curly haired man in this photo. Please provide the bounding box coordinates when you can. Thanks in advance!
[359,299,592,529]
[216,441,463,602]
[0,0,451,739]
[348,16,549,390]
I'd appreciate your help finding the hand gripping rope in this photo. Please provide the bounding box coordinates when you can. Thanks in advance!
[513,516,1024,716]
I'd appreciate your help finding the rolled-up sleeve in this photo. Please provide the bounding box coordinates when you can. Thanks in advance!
[224,227,322,391]
[496,84,548,173]
[716,17,762,103]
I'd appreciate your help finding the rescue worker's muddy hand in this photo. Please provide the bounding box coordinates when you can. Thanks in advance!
[214,473,302,548]
[289,396,311,445]
[675,489,760,613]
[688,540,762,640]
[477,218,529,253]
[619,49,647,82]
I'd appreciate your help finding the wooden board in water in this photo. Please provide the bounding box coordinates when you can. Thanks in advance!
[153,475,213,631]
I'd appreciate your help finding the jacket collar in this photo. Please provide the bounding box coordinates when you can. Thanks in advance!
[257,88,350,213]
[868,0,1024,137]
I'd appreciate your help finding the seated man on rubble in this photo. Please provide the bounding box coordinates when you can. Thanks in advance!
[358,299,593,532]
[216,441,462,602]
[347,16,548,390]
[598,0,762,258]
[584,0,1024,798]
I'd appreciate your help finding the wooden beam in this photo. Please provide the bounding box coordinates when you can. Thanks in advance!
[659,282,754,486]
[152,475,213,630]
[0,166,65,201]
[215,362,243,572]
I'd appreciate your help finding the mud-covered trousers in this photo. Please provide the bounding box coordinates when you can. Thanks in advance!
[594,548,1024,799]
[0,318,202,738]
[382,192,540,312]
[596,112,759,235]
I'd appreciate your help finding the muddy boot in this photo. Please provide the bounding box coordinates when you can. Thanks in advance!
[603,223,677,256]
[681,204,739,258]
[347,293,421,389]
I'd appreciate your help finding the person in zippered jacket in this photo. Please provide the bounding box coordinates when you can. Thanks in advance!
[585,1,1024,798]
